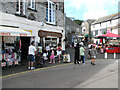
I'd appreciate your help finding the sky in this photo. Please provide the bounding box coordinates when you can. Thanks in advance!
[64,0,119,20]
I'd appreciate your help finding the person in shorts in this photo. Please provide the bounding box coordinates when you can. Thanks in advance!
[57,44,62,62]
[91,45,97,65]
[28,41,36,70]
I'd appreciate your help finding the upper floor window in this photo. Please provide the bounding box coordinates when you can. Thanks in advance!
[16,0,26,15]
[29,0,36,10]
[46,0,56,25]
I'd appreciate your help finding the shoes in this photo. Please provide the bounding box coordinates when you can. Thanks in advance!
[49,62,52,64]
[31,67,35,70]
[91,62,93,65]
[93,63,95,65]
[28,67,31,70]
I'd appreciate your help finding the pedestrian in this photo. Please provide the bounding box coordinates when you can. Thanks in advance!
[80,45,85,64]
[46,44,50,60]
[74,43,80,64]
[36,43,43,67]
[57,43,62,62]
[28,41,36,70]
[91,45,97,65]
[88,43,92,59]
[49,48,55,64]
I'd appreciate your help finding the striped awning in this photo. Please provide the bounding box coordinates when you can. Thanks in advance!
[0,26,31,36]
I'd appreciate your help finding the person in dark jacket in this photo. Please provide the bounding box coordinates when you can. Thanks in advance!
[74,43,80,64]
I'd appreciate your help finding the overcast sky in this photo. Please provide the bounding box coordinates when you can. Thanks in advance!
[64,0,119,20]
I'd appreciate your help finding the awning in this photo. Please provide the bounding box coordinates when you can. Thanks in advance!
[0,26,31,36]
[96,33,120,38]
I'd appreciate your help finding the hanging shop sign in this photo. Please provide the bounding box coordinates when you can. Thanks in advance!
[38,30,62,38]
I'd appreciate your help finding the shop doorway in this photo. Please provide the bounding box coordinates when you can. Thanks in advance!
[20,37,30,62]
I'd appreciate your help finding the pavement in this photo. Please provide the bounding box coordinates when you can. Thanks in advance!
[75,60,118,88]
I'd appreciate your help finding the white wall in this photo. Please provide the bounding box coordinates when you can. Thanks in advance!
[91,18,119,36]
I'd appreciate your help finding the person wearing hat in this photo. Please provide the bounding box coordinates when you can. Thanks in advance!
[49,47,55,64]
[80,44,85,64]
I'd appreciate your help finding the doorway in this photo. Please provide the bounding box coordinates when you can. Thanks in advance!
[20,37,30,62]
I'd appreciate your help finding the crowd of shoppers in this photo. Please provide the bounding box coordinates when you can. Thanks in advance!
[27,41,62,70]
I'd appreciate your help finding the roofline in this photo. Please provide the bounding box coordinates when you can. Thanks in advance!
[92,17,120,25]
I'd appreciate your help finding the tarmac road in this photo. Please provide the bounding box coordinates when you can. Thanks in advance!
[2,59,118,88]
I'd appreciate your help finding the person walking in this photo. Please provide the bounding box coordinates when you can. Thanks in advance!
[80,45,85,64]
[74,43,80,64]
[88,43,92,59]
[57,44,62,62]
[91,45,97,65]
[49,48,55,64]
[28,41,36,70]
[46,44,50,60]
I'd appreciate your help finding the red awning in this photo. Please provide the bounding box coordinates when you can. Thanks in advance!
[96,33,120,38]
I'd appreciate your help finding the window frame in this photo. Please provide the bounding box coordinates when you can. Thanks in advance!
[46,0,56,25]
[29,0,36,10]
[16,0,26,15]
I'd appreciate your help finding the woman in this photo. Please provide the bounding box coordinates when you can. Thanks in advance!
[91,45,97,65]
[57,44,62,62]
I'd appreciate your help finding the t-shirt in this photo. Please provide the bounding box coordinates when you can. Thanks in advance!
[46,46,50,51]
[80,47,85,56]
[28,45,36,55]
[58,47,61,51]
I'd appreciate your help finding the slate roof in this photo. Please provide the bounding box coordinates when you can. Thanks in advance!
[92,12,120,25]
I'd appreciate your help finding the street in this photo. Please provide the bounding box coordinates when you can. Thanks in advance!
[2,59,118,88]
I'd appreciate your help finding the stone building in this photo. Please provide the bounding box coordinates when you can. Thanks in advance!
[0,0,65,61]
[81,19,95,43]
[65,17,82,45]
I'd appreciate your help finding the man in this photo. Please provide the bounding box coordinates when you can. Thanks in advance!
[74,43,80,64]
[28,41,36,70]
[80,45,85,64]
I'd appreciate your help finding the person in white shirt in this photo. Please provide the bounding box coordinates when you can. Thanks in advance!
[28,41,36,70]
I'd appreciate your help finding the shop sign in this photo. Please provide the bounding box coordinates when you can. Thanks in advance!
[0,33,11,36]
[38,30,62,38]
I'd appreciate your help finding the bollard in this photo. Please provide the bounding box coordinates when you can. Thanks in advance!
[105,52,107,59]
[114,53,116,59]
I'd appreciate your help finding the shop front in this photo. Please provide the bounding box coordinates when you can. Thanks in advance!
[0,26,31,67]
[38,30,62,49]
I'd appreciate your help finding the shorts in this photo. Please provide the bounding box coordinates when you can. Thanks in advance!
[92,56,96,59]
[57,51,61,56]
[50,55,55,60]
[28,54,35,62]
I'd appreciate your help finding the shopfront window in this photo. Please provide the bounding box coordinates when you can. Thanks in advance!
[46,0,55,25]
[16,0,26,15]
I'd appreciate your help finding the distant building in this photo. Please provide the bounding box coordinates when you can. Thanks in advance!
[81,19,95,43]
[65,17,82,45]
[91,13,120,43]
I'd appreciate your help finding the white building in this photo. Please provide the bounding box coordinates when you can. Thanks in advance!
[91,13,120,43]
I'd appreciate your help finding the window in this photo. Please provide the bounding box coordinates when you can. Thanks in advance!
[16,0,25,15]
[29,0,36,10]
[46,0,56,24]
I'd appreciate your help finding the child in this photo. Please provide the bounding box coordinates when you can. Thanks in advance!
[49,48,55,64]
[91,45,97,65]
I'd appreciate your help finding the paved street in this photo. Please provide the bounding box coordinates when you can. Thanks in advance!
[2,59,118,88]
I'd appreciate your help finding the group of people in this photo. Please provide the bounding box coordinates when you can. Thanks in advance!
[74,42,97,65]
[27,41,62,70]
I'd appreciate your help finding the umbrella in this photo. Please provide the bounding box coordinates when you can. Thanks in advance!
[96,33,120,38]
